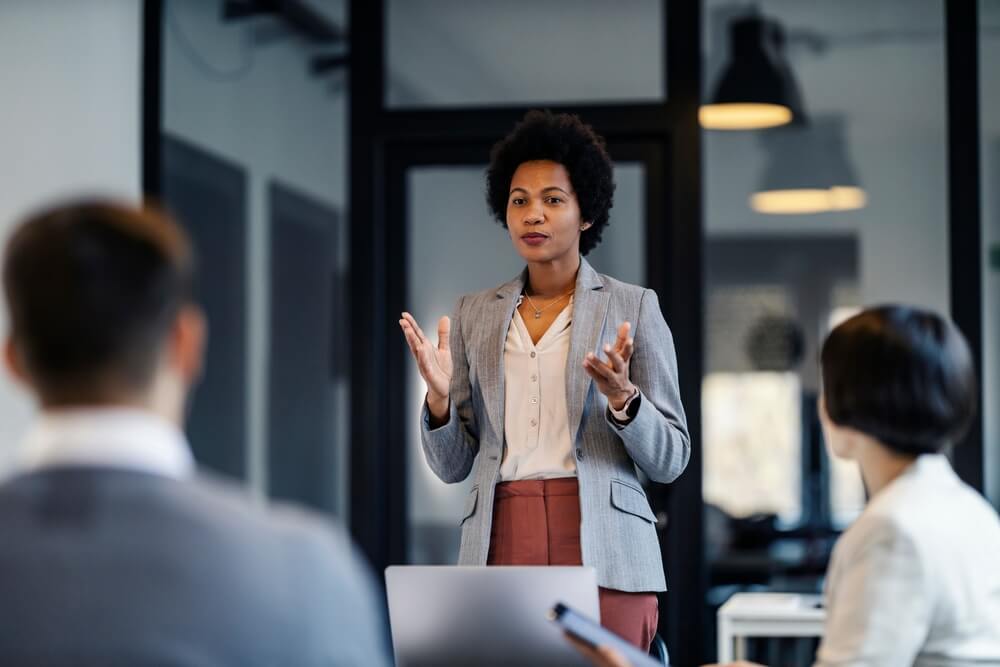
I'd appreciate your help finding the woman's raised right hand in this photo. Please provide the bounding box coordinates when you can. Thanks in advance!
[399,312,452,418]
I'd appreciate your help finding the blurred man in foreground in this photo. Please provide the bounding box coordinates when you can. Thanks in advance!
[0,200,390,666]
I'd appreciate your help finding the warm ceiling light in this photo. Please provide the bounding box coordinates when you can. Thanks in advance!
[752,115,866,215]
[750,187,867,215]
[701,15,806,130]
[828,186,867,211]
[751,189,836,214]
[699,103,793,130]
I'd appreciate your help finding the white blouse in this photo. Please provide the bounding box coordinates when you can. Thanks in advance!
[500,296,576,481]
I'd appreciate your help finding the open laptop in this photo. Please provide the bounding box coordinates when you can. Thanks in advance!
[385,565,600,667]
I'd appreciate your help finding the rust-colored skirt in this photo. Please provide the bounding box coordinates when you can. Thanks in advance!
[486,477,659,651]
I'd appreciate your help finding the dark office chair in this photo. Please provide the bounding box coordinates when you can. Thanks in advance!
[649,633,669,665]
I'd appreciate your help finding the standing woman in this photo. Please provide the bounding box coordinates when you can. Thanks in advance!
[399,110,690,651]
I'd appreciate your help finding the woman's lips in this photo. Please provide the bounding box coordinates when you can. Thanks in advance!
[521,233,548,246]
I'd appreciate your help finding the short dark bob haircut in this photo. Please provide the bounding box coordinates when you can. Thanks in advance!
[820,305,976,456]
[3,200,194,403]
[486,110,615,256]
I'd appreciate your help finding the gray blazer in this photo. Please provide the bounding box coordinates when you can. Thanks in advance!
[0,467,391,667]
[421,258,690,592]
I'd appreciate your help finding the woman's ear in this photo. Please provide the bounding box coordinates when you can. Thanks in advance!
[581,222,592,231]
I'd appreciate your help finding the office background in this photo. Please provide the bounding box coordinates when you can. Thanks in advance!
[0,0,997,663]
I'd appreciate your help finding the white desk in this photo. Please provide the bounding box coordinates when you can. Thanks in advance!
[717,592,826,662]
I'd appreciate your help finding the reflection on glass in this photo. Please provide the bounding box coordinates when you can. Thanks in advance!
[751,115,867,215]
[161,0,348,512]
[703,372,802,523]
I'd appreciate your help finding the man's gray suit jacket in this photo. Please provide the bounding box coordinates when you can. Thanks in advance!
[0,466,391,666]
[421,258,690,592]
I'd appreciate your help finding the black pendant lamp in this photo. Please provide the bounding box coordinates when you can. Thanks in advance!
[751,114,866,214]
[701,14,807,130]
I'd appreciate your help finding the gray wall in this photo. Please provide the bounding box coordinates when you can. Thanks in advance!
[0,1,142,473]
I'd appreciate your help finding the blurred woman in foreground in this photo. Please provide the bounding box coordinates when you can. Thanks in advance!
[578,305,1000,666]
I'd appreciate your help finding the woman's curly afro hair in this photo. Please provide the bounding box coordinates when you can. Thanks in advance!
[486,110,615,256]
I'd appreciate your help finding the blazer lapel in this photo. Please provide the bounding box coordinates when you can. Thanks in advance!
[482,269,526,439]
[566,259,610,446]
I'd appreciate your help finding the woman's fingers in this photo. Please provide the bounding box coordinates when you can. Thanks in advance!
[603,344,625,374]
[615,321,631,350]
[401,322,433,370]
[400,317,441,379]
[620,337,634,364]
[584,353,614,381]
[437,316,450,352]
[401,312,430,346]
[399,319,421,356]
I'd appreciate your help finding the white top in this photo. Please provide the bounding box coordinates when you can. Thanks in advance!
[500,297,576,481]
[815,454,1000,667]
[7,406,194,480]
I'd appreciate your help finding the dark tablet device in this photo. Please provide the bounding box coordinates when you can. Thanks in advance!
[549,602,665,667]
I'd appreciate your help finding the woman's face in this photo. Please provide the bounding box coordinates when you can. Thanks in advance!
[506,160,590,265]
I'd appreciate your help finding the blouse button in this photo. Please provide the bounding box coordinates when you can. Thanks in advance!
[530,397,538,404]
[530,351,536,358]
[530,419,537,427]
[531,375,537,382]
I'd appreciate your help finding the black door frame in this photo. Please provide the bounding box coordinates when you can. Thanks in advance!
[946,0,984,491]
[347,1,705,662]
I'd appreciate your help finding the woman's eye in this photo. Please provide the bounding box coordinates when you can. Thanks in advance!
[546,197,563,204]
[511,198,526,206]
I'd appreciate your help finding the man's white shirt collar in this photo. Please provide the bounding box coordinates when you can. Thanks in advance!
[10,407,194,480]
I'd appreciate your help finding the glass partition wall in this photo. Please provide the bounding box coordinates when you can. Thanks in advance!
[701,0,951,660]
[158,0,350,517]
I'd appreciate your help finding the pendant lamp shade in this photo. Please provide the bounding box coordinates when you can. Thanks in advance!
[751,114,866,214]
[701,16,807,130]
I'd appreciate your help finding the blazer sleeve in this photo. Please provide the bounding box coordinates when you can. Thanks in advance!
[605,288,690,483]
[813,518,930,667]
[419,295,481,484]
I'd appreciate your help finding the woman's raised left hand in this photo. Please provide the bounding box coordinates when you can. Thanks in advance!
[583,321,636,411]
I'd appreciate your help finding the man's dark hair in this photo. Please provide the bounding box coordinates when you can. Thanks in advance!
[486,110,615,256]
[820,305,976,456]
[2,200,194,403]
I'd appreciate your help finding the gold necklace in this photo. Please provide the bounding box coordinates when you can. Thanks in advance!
[522,289,575,319]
